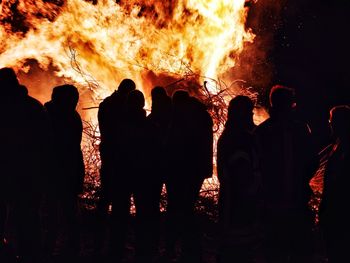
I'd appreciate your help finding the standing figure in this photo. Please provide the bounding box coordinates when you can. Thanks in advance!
[98,79,136,209]
[165,90,213,263]
[319,105,350,263]
[96,79,135,257]
[44,84,85,259]
[254,85,318,263]
[217,96,262,263]
[0,67,49,263]
[145,86,172,260]
[123,90,158,263]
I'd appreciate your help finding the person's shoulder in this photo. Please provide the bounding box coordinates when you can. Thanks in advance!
[146,113,159,126]
[43,100,54,112]
[73,110,82,120]
[218,129,233,148]
[146,112,154,120]
[100,91,124,109]
[99,95,110,108]
[23,96,49,122]
[26,95,44,110]
[217,133,228,155]
[204,109,213,123]
[254,118,272,133]
[99,91,117,104]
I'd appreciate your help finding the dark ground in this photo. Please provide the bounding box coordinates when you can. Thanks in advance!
[1,200,329,263]
[0,207,218,263]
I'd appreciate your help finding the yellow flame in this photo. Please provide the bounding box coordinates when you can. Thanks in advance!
[0,0,254,98]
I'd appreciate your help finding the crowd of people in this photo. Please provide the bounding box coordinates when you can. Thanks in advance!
[0,67,349,263]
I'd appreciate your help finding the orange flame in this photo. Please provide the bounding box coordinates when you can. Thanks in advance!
[1,0,254,99]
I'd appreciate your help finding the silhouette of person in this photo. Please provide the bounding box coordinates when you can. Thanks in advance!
[122,89,159,263]
[319,105,350,263]
[98,79,136,205]
[148,86,172,145]
[0,67,50,263]
[217,96,263,263]
[0,68,17,259]
[254,85,318,263]
[107,88,156,263]
[144,86,171,260]
[96,78,135,256]
[44,84,85,259]
[165,90,213,263]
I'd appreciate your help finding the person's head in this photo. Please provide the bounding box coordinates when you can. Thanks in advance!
[151,86,170,112]
[329,105,350,140]
[51,84,79,111]
[226,95,254,129]
[0,67,21,96]
[189,96,206,111]
[117,78,136,94]
[127,90,145,111]
[172,90,190,107]
[151,86,167,100]
[19,85,28,96]
[269,85,296,111]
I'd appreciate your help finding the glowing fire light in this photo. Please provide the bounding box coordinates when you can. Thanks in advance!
[1,0,261,207]
[0,0,254,98]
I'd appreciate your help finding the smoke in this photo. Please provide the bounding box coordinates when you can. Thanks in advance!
[0,0,282,114]
[224,0,284,91]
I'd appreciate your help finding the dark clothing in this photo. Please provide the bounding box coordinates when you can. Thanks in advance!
[217,127,262,262]
[319,140,350,263]
[165,99,213,262]
[99,90,129,143]
[126,109,160,263]
[97,89,138,261]
[217,128,260,226]
[166,100,213,183]
[107,103,160,262]
[146,97,171,207]
[96,90,130,257]
[254,112,318,263]
[147,99,171,188]
[1,94,49,199]
[98,90,130,202]
[133,96,171,262]
[45,101,84,196]
[110,186,132,261]
[255,116,317,210]
[0,90,49,262]
[44,101,84,257]
[263,209,314,263]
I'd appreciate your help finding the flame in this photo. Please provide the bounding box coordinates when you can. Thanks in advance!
[0,0,269,206]
[0,0,254,99]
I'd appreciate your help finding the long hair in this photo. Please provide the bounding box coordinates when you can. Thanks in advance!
[224,95,255,132]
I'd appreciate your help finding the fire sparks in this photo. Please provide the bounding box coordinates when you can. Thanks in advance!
[0,0,254,99]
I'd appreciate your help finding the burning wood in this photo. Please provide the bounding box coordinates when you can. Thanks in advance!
[0,0,269,216]
[0,0,254,100]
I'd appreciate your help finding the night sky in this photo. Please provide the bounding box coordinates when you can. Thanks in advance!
[254,0,350,149]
